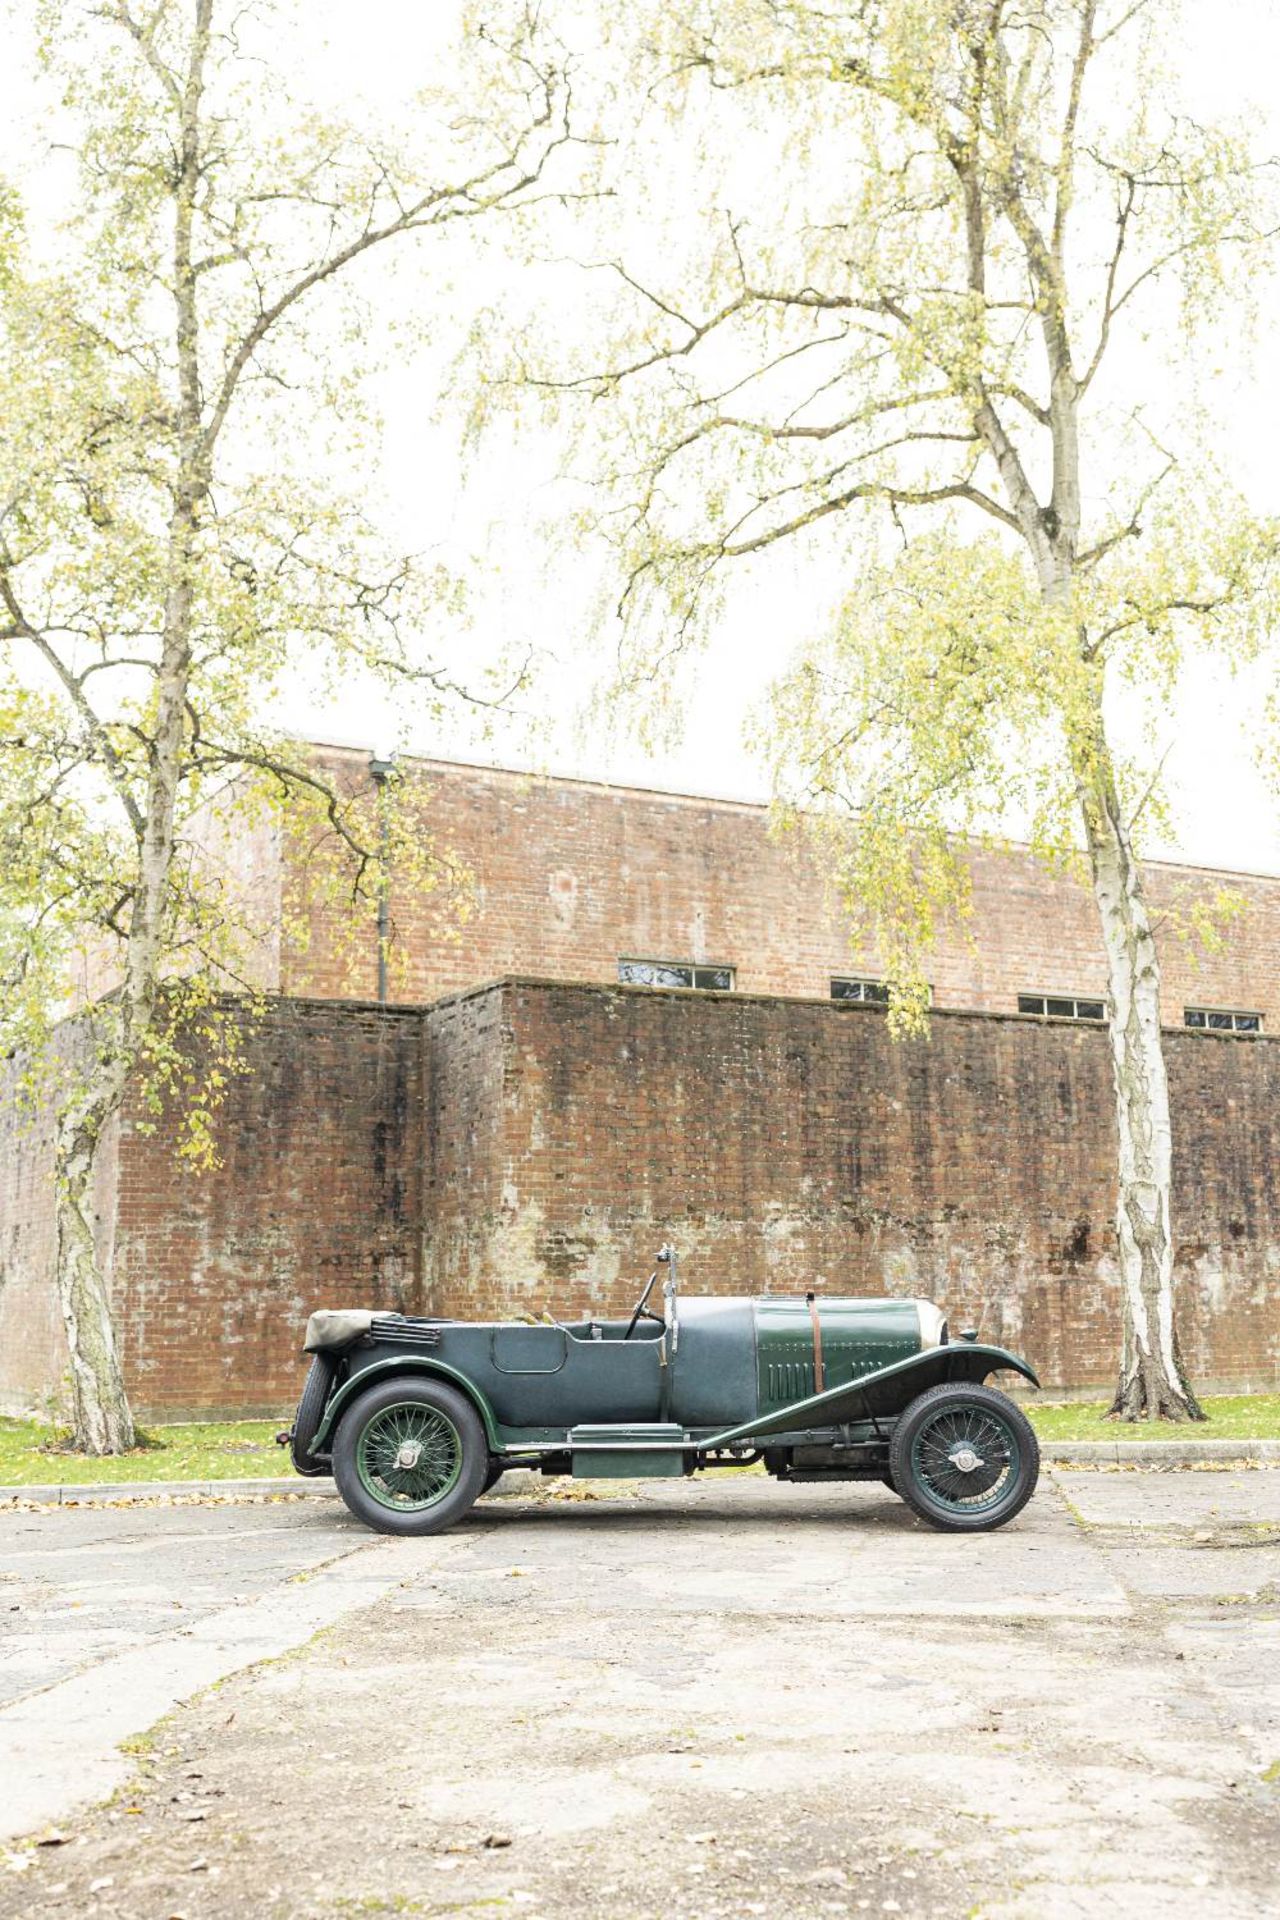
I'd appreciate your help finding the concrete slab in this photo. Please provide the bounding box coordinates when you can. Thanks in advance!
[1052,1466,1280,1526]
[0,1471,1278,1919]
[0,1525,458,1844]
[0,1500,366,1706]
[405,1473,1132,1620]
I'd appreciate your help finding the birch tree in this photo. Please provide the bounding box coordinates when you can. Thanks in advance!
[502,0,1279,1417]
[0,0,583,1452]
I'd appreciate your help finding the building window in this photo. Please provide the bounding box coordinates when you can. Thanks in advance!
[1185,1007,1262,1034]
[618,959,735,991]
[831,977,892,1006]
[1018,994,1106,1022]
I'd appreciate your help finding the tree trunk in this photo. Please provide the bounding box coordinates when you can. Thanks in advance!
[53,1104,135,1454]
[45,0,216,1455]
[1082,780,1204,1422]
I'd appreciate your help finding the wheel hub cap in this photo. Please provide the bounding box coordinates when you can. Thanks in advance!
[395,1440,424,1470]
[948,1445,984,1474]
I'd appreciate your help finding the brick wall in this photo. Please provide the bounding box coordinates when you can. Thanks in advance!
[425,982,1280,1397]
[422,986,510,1303]
[280,746,1280,1032]
[0,1000,425,1421]
[111,998,425,1419]
[4,981,1278,1419]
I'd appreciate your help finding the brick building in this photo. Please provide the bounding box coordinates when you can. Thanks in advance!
[3,746,1279,1418]
[254,745,1280,1029]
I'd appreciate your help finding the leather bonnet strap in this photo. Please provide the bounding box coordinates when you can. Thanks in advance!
[806,1291,825,1395]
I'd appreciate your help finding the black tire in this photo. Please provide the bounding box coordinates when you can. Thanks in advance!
[481,1461,505,1495]
[332,1376,487,1537]
[889,1382,1039,1533]
[290,1355,336,1477]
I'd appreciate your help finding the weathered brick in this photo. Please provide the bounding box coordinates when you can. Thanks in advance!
[5,743,1280,1419]
[277,749,1280,1029]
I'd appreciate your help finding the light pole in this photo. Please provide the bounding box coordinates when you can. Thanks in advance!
[368,754,396,1004]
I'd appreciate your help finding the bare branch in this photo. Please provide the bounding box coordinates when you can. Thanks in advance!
[0,575,145,838]
[202,67,579,458]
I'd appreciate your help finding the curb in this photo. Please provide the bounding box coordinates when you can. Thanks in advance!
[1041,1438,1280,1465]
[0,1476,338,1505]
[2,1450,1278,1505]
[0,1469,547,1507]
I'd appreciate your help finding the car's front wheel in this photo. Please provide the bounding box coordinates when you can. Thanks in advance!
[333,1377,487,1536]
[889,1382,1038,1532]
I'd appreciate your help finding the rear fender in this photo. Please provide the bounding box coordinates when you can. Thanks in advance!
[704,1343,1038,1448]
[308,1357,502,1457]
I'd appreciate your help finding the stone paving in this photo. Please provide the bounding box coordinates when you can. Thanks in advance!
[2,1469,1279,1917]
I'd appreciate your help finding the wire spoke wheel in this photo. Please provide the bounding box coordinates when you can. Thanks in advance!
[890,1383,1039,1533]
[355,1401,463,1512]
[911,1404,1017,1514]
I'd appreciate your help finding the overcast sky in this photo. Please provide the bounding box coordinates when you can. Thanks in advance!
[4,1,1280,873]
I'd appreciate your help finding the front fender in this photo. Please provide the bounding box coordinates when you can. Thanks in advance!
[705,1342,1039,1448]
[308,1356,502,1456]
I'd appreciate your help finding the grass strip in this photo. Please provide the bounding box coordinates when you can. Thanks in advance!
[4,1391,1279,1485]
[0,1415,287,1484]
[1026,1393,1280,1442]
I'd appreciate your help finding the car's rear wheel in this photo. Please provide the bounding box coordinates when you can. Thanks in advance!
[333,1377,486,1536]
[290,1355,336,1477]
[889,1383,1038,1532]
[481,1460,505,1495]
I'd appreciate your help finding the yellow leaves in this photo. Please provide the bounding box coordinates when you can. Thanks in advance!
[765,526,1097,1027]
[1168,884,1248,964]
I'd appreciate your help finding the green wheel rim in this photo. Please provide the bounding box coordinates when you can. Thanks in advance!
[355,1402,463,1512]
[909,1403,1020,1516]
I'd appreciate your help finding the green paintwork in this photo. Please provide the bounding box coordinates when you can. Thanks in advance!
[754,1296,924,1413]
[698,1343,1039,1450]
[311,1355,502,1455]
[298,1287,1039,1486]
[569,1422,686,1478]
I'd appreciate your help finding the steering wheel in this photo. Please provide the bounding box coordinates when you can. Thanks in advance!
[624,1267,663,1340]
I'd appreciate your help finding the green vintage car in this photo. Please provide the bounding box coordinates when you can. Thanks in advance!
[282,1249,1041,1536]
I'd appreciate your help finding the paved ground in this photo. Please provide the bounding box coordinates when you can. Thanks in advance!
[2,1469,1279,1918]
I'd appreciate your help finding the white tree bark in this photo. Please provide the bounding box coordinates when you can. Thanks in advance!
[1084,779,1202,1419]
[54,1101,135,1453]
[977,158,1202,1420]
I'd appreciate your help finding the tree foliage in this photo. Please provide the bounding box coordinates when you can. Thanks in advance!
[0,0,587,1448]
[490,0,1280,1418]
